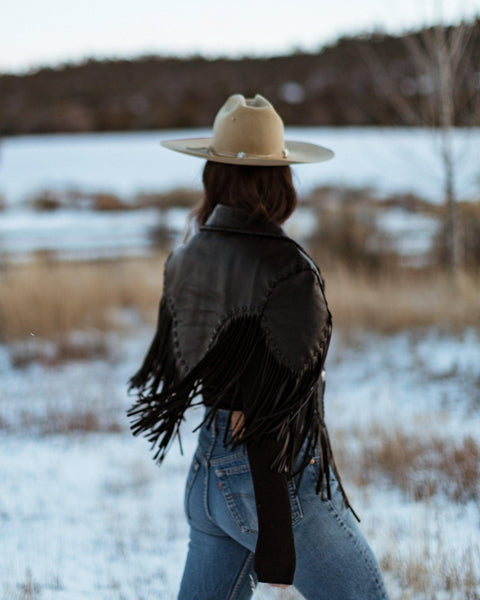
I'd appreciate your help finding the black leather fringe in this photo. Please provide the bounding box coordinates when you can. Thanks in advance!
[126,298,360,523]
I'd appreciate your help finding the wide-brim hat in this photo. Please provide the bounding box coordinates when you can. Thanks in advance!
[161,93,334,166]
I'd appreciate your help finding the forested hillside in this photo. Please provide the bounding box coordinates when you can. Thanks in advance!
[1,20,479,134]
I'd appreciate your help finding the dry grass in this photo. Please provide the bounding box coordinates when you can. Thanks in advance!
[321,262,480,334]
[330,425,480,597]
[380,531,480,600]
[134,187,202,210]
[39,409,123,434]
[1,253,479,344]
[0,253,167,343]
[9,335,112,367]
[336,426,480,503]
[0,408,123,435]
[26,186,202,212]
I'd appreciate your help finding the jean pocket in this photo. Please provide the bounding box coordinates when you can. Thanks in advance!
[184,454,201,521]
[215,462,302,535]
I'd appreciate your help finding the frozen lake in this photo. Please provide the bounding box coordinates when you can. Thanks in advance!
[1,127,479,206]
[0,127,477,262]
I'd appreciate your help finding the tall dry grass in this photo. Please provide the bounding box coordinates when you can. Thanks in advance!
[380,530,480,600]
[1,255,479,344]
[342,427,480,503]
[0,253,167,342]
[325,424,480,597]
[321,262,480,334]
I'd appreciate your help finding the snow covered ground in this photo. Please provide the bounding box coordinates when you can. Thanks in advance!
[1,325,479,600]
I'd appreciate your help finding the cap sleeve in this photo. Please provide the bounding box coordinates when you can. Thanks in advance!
[262,268,331,373]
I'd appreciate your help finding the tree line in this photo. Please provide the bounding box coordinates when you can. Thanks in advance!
[0,19,479,135]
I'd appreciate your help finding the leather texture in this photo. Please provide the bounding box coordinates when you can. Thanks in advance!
[163,203,332,376]
[126,201,361,549]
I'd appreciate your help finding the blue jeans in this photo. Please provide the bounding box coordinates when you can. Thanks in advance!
[177,408,391,600]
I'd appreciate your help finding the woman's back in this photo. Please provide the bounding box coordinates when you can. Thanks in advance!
[128,202,333,482]
[127,93,391,597]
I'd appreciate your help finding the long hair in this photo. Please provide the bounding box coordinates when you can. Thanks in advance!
[190,160,298,227]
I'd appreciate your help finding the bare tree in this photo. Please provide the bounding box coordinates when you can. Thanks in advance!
[405,20,479,279]
[356,17,480,282]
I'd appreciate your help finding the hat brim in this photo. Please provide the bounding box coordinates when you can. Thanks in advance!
[160,137,334,165]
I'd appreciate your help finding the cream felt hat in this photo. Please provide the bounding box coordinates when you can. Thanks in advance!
[160,93,334,166]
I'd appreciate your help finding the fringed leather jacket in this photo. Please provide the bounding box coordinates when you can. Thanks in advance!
[127,203,360,584]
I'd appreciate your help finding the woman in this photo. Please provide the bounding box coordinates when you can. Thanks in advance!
[127,94,391,599]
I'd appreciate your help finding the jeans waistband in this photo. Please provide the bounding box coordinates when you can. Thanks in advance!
[195,407,240,463]
[194,406,320,469]
[207,407,235,430]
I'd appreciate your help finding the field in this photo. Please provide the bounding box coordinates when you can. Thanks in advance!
[1,251,479,599]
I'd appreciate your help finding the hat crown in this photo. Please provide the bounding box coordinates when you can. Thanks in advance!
[211,94,285,158]
[160,92,335,166]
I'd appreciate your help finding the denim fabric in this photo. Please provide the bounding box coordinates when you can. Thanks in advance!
[177,408,391,600]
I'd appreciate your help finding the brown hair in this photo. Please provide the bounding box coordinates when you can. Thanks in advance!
[191,160,298,227]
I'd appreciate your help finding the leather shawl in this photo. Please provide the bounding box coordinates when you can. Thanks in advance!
[126,203,359,521]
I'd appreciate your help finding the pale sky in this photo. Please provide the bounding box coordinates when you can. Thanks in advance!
[1,0,479,74]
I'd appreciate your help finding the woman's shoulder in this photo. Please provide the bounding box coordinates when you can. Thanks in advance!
[170,225,323,283]
[261,262,331,373]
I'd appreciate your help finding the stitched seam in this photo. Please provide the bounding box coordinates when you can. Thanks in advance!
[209,451,247,466]
[326,504,389,597]
[163,295,189,372]
[216,472,258,534]
[216,464,250,475]
[195,445,208,466]
[228,550,254,600]
[329,505,382,590]
[198,224,329,298]
[165,267,321,377]
[203,425,218,525]
[260,268,331,373]
[287,479,304,525]
[184,457,200,520]
[216,469,302,532]
[198,222,323,286]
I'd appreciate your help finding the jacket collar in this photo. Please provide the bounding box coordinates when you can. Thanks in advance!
[202,203,286,237]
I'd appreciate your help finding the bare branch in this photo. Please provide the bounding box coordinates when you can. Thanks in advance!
[354,39,420,124]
